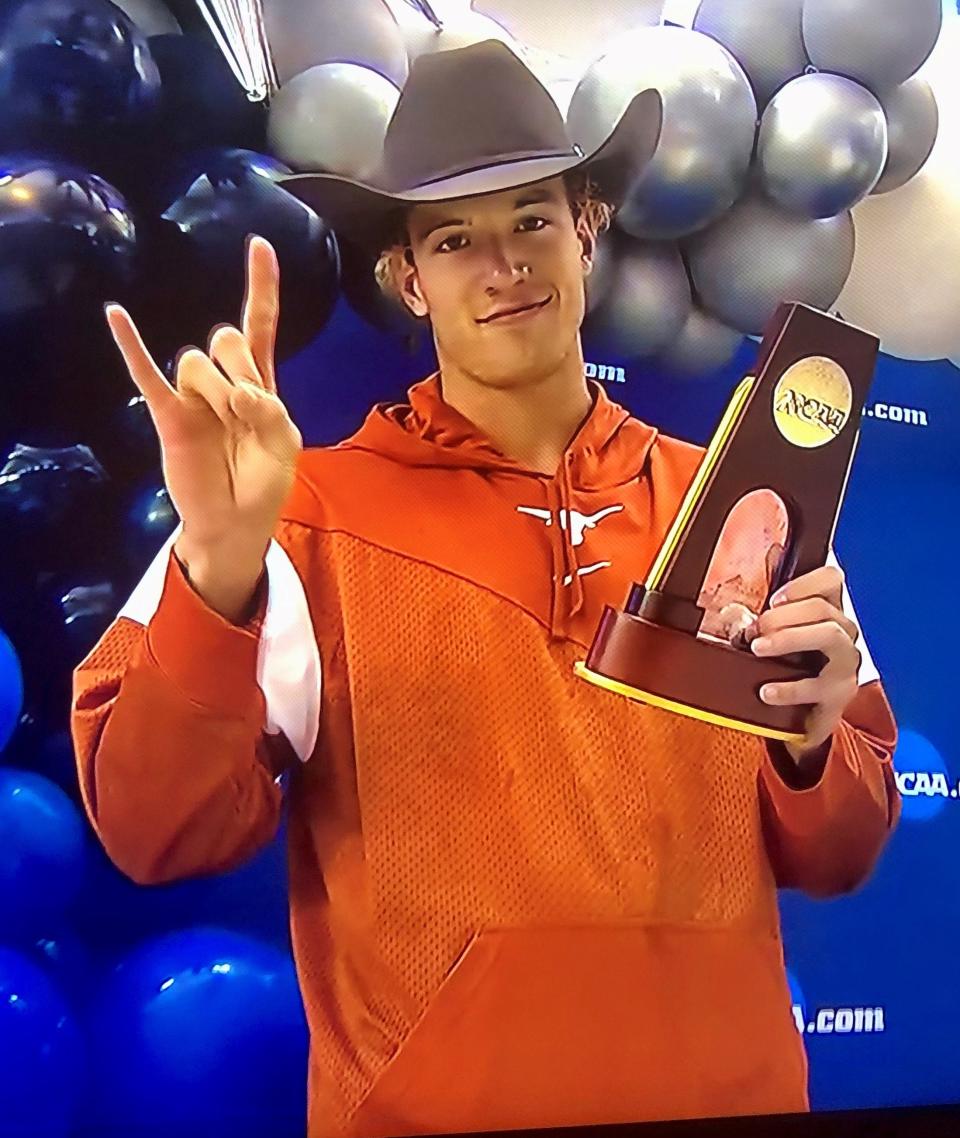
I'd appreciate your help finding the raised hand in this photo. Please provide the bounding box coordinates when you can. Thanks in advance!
[106,235,303,619]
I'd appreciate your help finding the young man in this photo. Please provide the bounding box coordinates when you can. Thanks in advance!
[72,41,899,1138]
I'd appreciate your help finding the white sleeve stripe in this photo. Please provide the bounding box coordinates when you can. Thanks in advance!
[825,546,880,688]
[118,522,322,763]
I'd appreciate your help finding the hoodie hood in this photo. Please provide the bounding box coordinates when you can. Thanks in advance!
[340,372,660,640]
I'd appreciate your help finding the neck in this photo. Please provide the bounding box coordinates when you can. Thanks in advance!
[436,342,594,476]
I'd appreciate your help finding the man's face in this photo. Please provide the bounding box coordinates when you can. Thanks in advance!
[401,177,593,388]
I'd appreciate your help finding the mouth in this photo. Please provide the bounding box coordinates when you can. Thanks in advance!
[477,296,553,324]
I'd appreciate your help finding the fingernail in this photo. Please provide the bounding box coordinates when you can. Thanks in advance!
[770,591,787,606]
[760,684,775,702]
[752,637,772,654]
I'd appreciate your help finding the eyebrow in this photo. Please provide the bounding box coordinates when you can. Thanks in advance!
[416,189,561,243]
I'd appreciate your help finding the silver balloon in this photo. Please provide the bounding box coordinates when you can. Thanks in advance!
[757,73,887,218]
[113,0,180,34]
[693,0,807,107]
[802,0,942,93]
[567,26,757,240]
[684,191,855,334]
[586,238,692,357]
[873,77,939,193]
[657,304,744,375]
[264,0,408,87]
[267,63,400,177]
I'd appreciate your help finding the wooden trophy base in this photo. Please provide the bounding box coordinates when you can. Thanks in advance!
[574,605,810,743]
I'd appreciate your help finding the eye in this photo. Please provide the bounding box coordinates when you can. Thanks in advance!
[518,215,550,232]
[435,233,468,254]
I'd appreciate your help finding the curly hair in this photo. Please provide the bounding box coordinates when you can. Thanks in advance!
[373,170,614,318]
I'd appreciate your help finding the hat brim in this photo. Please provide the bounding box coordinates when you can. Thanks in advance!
[276,86,663,249]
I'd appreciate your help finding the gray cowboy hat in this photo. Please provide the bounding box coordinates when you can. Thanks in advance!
[277,39,663,249]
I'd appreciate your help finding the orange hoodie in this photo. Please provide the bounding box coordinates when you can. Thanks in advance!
[72,374,900,1138]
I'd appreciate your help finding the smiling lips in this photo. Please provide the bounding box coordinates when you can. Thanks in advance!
[477,296,552,324]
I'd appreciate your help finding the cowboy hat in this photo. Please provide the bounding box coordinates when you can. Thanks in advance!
[277,39,662,249]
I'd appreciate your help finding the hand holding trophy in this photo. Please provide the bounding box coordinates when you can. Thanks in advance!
[575,302,879,752]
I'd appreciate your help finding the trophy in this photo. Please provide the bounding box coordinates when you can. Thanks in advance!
[574,302,880,743]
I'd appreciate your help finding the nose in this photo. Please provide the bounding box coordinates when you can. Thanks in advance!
[480,236,532,292]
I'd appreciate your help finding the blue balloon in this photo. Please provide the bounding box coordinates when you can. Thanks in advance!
[11,925,99,1013]
[0,769,88,937]
[133,147,340,364]
[0,0,160,146]
[0,945,85,1138]
[0,628,23,754]
[87,927,308,1138]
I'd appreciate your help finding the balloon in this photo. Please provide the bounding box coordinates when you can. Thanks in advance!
[0,768,88,936]
[584,235,691,357]
[0,720,81,801]
[873,76,939,193]
[656,304,744,375]
[37,574,120,670]
[0,947,85,1138]
[268,62,400,177]
[472,0,662,64]
[148,34,268,152]
[134,148,340,365]
[834,18,960,360]
[0,0,160,152]
[0,157,137,328]
[264,0,408,87]
[802,0,942,93]
[114,0,181,35]
[685,191,855,335]
[757,74,887,218]
[124,481,178,573]
[0,443,110,554]
[568,26,757,240]
[0,627,23,753]
[87,928,308,1138]
[0,156,137,428]
[15,926,100,1010]
[692,0,807,107]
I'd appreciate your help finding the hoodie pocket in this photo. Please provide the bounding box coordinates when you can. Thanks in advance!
[347,920,808,1138]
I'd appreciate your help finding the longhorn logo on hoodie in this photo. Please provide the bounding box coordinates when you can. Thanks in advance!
[517,504,624,585]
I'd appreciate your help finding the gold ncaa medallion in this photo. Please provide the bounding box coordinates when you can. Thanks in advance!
[772,356,853,449]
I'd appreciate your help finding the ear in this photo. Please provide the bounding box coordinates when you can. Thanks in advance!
[398,248,429,319]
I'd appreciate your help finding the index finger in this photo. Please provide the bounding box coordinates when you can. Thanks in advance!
[241,235,279,394]
[105,304,178,416]
[769,564,844,611]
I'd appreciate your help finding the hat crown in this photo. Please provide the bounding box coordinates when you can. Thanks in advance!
[380,41,575,192]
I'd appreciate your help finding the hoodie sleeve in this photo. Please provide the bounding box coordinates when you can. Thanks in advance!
[70,517,322,887]
[757,551,901,897]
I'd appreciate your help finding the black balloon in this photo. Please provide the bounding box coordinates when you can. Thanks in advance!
[148,34,267,153]
[123,480,178,573]
[0,156,138,430]
[0,0,160,155]
[132,148,340,365]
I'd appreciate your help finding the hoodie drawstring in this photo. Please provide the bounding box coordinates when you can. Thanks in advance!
[545,455,586,642]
